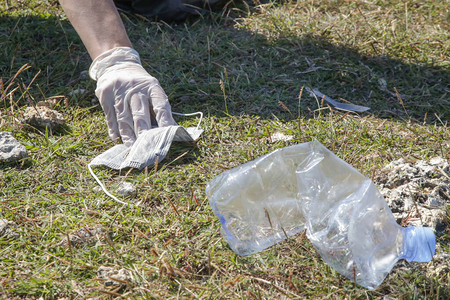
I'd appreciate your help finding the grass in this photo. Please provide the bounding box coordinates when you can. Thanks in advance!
[1,0,449,298]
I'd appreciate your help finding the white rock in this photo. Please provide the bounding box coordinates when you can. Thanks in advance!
[378,78,387,90]
[429,156,446,166]
[419,208,446,229]
[61,226,105,247]
[427,195,443,207]
[97,266,133,286]
[79,70,89,79]
[0,218,19,239]
[23,106,65,130]
[116,182,136,197]
[271,132,294,142]
[0,132,27,163]
[93,186,102,192]
[68,88,86,96]
[91,98,99,106]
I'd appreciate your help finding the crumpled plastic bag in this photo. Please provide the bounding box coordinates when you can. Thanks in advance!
[206,140,435,289]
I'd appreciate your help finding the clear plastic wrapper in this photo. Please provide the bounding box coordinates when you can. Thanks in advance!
[206,140,435,289]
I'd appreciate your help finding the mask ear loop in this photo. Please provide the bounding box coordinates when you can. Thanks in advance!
[88,164,134,207]
[172,111,203,130]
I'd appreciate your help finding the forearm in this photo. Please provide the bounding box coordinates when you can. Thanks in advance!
[59,0,132,59]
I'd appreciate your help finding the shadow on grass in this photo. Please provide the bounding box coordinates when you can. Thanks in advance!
[1,7,449,126]
[0,158,33,171]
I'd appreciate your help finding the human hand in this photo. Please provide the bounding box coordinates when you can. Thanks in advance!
[89,47,177,146]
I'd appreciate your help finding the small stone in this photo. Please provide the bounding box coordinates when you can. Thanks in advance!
[417,208,445,229]
[80,70,89,79]
[57,185,68,193]
[378,78,387,90]
[0,219,19,239]
[427,246,450,277]
[91,98,99,106]
[271,132,294,142]
[434,245,450,262]
[36,101,50,107]
[36,99,60,108]
[60,226,105,248]
[97,266,133,287]
[68,89,86,96]
[426,195,443,207]
[116,182,136,197]
[0,132,28,163]
[23,106,65,131]
[429,156,446,166]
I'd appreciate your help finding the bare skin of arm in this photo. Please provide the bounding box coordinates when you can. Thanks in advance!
[59,0,132,59]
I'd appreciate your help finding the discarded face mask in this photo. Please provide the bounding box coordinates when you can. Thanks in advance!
[89,112,203,206]
[89,125,202,170]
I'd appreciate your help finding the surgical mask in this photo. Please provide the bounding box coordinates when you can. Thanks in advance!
[88,112,203,206]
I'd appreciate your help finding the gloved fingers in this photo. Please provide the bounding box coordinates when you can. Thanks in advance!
[129,91,152,136]
[114,95,136,147]
[150,85,177,127]
[96,86,120,142]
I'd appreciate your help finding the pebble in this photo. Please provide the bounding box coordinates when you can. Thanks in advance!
[22,105,65,131]
[60,226,105,248]
[116,182,136,197]
[0,219,19,239]
[68,88,86,96]
[271,132,294,142]
[97,266,133,287]
[0,132,27,163]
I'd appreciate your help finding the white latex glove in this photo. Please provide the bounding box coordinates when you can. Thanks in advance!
[89,47,177,146]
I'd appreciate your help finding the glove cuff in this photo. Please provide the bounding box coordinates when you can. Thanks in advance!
[89,47,141,81]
